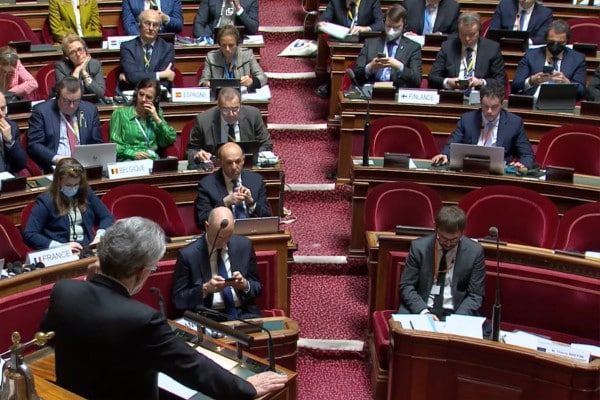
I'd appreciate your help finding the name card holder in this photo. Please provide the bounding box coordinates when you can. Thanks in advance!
[27,245,78,267]
[107,36,137,50]
[107,160,153,179]
[537,341,591,363]
[171,87,211,103]
[397,89,439,105]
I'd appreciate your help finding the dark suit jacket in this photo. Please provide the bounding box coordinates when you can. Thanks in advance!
[172,234,262,318]
[23,188,114,250]
[27,99,103,173]
[41,274,256,400]
[488,0,553,45]
[441,108,534,168]
[587,65,600,101]
[511,46,587,99]
[120,37,175,90]
[186,105,272,164]
[193,0,259,38]
[321,0,385,32]
[0,119,26,174]
[428,35,506,89]
[399,235,485,315]
[195,168,271,227]
[404,0,460,35]
[353,36,423,88]
[122,0,183,35]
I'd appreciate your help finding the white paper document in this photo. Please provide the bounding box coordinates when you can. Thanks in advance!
[317,22,351,40]
[444,315,485,339]
[392,314,437,332]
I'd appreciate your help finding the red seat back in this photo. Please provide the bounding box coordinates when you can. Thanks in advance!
[554,202,600,253]
[18,133,44,177]
[341,61,356,91]
[41,17,53,44]
[369,117,439,158]
[100,120,110,143]
[0,14,41,46]
[104,65,122,98]
[35,63,55,101]
[567,17,600,47]
[0,214,31,263]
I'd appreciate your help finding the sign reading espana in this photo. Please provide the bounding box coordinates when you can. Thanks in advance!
[171,88,211,103]
[107,160,153,179]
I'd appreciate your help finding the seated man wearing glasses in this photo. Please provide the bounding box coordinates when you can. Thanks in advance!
[27,76,103,173]
[398,205,486,322]
[120,9,176,93]
[186,87,271,165]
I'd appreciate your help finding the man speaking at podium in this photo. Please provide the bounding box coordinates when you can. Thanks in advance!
[398,206,486,322]
[41,217,287,400]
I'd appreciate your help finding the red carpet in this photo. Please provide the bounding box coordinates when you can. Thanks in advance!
[268,78,329,124]
[261,32,317,74]
[259,0,307,27]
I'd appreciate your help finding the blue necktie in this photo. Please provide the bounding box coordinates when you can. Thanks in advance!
[518,10,526,31]
[423,4,435,35]
[231,179,247,219]
[464,47,474,96]
[376,41,396,81]
[217,249,238,317]
[144,44,152,71]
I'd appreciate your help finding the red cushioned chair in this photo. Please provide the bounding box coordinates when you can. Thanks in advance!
[104,65,122,98]
[101,183,187,237]
[0,214,31,263]
[100,120,110,143]
[554,202,600,253]
[364,181,443,232]
[20,201,35,234]
[535,124,600,176]
[18,133,44,177]
[194,62,206,86]
[567,17,600,47]
[41,17,53,44]
[0,14,41,46]
[35,63,55,101]
[369,117,439,159]
[481,18,491,38]
[178,118,194,160]
[458,185,559,248]
[341,61,356,91]
[173,67,184,88]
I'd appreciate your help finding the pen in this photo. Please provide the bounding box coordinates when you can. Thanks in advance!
[410,321,415,330]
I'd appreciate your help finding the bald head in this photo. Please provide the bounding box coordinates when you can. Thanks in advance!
[138,9,161,42]
[218,143,244,180]
[205,206,235,250]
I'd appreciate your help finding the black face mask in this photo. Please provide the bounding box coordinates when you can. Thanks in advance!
[546,41,566,56]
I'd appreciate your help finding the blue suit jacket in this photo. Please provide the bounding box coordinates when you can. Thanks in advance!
[27,99,103,173]
[404,0,460,35]
[195,168,271,227]
[441,109,535,168]
[172,234,262,318]
[0,119,26,174]
[489,0,553,45]
[511,46,587,99]
[193,0,259,38]
[428,35,506,89]
[23,188,114,250]
[320,0,385,32]
[121,0,183,35]
[120,37,175,91]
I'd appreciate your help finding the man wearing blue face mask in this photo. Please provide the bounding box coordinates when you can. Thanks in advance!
[23,158,114,253]
[353,4,422,88]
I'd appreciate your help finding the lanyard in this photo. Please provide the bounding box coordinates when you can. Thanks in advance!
[134,117,154,147]
[347,0,362,28]
[223,54,237,79]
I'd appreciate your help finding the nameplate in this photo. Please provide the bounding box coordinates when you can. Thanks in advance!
[107,160,153,179]
[397,89,439,105]
[537,341,591,363]
[107,36,137,50]
[171,87,211,103]
[27,245,78,267]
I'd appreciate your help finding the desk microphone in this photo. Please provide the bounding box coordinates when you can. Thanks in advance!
[197,305,276,372]
[207,219,229,260]
[150,287,166,318]
[345,68,371,167]
[489,226,502,342]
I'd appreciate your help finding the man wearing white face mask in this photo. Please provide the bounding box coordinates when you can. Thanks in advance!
[353,4,422,88]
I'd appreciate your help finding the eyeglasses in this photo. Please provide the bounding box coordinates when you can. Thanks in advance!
[59,98,81,106]
[142,20,161,29]
[68,47,86,57]
[220,106,240,114]
[436,232,461,245]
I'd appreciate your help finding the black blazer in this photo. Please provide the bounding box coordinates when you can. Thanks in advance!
[321,0,385,32]
[193,0,259,37]
[0,119,26,174]
[120,37,175,91]
[489,0,553,45]
[404,0,460,35]
[41,274,256,400]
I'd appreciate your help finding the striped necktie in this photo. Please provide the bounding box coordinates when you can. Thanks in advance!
[144,44,153,71]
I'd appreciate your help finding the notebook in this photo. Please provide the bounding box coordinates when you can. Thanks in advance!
[536,83,578,111]
[72,143,117,172]
[233,217,280,235]
[449,143,505,174]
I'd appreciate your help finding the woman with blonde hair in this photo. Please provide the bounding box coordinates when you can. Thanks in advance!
[54,34,105,98]
[0,46,38,101]
[48,0,102,44]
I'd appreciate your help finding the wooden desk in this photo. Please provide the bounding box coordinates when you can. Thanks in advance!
[387,320,600,400]
[337,96,600,183]
[349,159,600,256]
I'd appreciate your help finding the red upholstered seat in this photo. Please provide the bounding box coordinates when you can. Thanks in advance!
[458,185,559,248]
[364,181,442,232]
[35,63,55,101]
[554,202,600,253]
[100,120,110,143]
[20,201,35,233]
[0,214,31,263]
[18,130,44,177]
[104,65,122,98]
[535,124,600,176]
[0,14,41,46]
[567,17,600,47]
[369,117,439,159]
[41,17,53,44]
[341,61,355,91]
[101,184,187,237]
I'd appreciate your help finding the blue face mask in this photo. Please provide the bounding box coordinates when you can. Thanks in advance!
[61,185,79,198]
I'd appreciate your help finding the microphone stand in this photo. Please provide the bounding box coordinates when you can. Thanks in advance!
[346,68,371,167]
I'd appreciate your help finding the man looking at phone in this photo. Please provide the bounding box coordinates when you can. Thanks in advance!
[511,20,587,100]
[353,4,422,88]
[428,12,505,91]
[172,206,263,320]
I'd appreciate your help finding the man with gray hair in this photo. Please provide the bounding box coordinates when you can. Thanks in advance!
[41,216,287,400]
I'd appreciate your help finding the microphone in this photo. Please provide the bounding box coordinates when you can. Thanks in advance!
[345,68,371,167]
[150,287,166,318]
[207,219,229,261]
[488,226,502,342]
[197,305,276,372]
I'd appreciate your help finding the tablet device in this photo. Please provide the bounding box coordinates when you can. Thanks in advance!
[152,158,179,174]
[7,40,30,53]
[83,36,104,49]
[72,143,117,173]
[449,143,505,174]
[6,99,31,115]
[536,83,578,111]
[233,217,280,235]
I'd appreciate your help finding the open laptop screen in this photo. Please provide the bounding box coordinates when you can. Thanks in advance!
[449,143,505,174]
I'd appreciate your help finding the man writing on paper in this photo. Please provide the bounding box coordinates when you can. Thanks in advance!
[398,205,485,321]
[41,216,287,400]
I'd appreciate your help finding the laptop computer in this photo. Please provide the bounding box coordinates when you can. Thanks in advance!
[449,143,505,174]
[209,78,241,100]
[83,36,104,49]
[152,158,179,174]
[7,40,31,53]
[536,83,578,111]
[6,99,31,115]
[72,143,117,173]
[233,216,280,235]
[486,29,529,51]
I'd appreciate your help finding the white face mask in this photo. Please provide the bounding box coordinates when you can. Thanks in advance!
[386,29,402,42]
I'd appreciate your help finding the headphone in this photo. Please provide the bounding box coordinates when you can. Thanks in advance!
[132,78,161,108]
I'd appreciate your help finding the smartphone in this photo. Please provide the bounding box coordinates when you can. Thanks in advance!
[456,79,470,88]
[542,65,554,74]
[224,277,236,282]
[377,52,386,58]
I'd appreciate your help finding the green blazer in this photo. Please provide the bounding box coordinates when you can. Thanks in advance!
[48,0,102,43]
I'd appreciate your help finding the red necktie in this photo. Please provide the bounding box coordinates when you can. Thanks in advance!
[64,114,78,154]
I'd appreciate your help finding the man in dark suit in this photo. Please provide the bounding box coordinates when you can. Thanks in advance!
[0,92,26,174]
[403,0,460,36]
[196,142,271,227]
[428,12,505,91]
[173,206,262,319]
[431,82,534,168]
[193,0,259,38]
[122,0,183,35]
[120,9,176,92]
[511,20,587,100]
[398,205,485,321]
[27,77,102,173]
[353,4,422,88]
[489,0,553,45]
[187,87,272,164]
[41,217,287,400]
